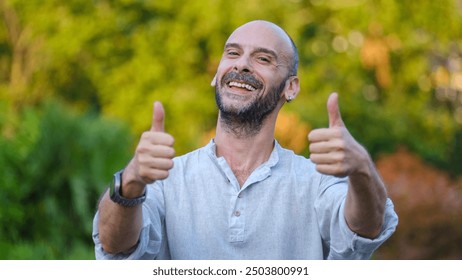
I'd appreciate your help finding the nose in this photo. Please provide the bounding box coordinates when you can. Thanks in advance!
[233,54,253,73]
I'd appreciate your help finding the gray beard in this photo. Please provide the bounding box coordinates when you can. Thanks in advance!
[215,78,287,138]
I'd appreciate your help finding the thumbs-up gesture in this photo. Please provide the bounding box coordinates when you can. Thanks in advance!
[308,93,368,177]
[123,102,175,194]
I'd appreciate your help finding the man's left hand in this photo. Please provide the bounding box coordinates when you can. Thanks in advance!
[308,92,369,177]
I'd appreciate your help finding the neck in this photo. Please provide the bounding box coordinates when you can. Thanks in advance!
[215,111,278,186]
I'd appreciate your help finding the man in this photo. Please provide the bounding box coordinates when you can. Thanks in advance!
[92,20,398,260]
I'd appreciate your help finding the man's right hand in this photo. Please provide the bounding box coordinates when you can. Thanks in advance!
[122,101,175,198]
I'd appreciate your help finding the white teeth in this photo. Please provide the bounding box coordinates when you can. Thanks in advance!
[228,81,256,91]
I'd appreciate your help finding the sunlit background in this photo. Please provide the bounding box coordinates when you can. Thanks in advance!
[1,0,461,259]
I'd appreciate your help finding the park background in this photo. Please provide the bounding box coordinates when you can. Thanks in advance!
[1,0,462,259]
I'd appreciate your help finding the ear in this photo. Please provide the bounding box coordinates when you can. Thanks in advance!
[211,74,217,87]
[283,76,300,102]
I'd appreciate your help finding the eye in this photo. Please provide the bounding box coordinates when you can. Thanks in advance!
[253,52,274,65]
[257,56,271,63]
[225,50,240,57]
[255,55,275,66]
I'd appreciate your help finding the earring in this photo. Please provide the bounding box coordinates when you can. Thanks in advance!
[286,96,293,103]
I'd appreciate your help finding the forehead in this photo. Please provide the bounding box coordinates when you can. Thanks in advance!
[225,22,292,56]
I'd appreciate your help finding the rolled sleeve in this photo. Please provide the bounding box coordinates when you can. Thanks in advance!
[328,198,398,259]
[92,183,168,260]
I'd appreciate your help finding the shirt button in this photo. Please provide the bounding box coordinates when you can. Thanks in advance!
[234,210,241,217]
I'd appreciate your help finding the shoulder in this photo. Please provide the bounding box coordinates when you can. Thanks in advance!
[168,141,216,175]
[173,142,212,163]
[274,141,315,172]
[274,141,348,193]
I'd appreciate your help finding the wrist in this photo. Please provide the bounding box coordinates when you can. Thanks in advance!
[122,161,148,198]
[109,169,146,207]
[351,145,373,176]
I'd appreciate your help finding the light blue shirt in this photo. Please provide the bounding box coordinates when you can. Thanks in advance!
[93,140,398,260]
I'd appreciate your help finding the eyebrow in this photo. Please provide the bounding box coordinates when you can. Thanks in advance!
[224,43,278,59]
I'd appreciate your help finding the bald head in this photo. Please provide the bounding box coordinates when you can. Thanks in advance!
[226,20,299,76]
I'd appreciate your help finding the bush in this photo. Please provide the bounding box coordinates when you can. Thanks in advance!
[374,147,462,259]
[0,100,133,259]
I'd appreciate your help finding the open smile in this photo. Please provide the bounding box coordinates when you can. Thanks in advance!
[227,81,257,91]
[222,72,263,93]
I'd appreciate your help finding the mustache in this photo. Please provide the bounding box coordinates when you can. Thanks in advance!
[221,71,263,89]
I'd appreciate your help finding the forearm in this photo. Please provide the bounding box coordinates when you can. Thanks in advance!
[344,153,387,239]
[97,190,144,254]
[96,101,173,256]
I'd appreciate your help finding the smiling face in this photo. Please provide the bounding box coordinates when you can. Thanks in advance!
[214,21,298,137]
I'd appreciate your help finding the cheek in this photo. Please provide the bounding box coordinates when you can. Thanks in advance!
[216,58,233,72]
[214,66,228,85]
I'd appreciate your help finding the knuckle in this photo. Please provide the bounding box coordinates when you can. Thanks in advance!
[334,164,349,177]
[338,140,347,151]
[308,130,319,141]
[136,154,149,165]
[136,141,152,154]
[166,135,175,146]
[308,143,315,152]
[334,152,346,163]
[155,170,169,180]
[138,168,152,181]
[333,128,343,138]
[334,165,345,175]
[140,176,154,185]
[315,165,326,174]
[167,147,176,158]
[307,132,313,140]
[309,154,318,163]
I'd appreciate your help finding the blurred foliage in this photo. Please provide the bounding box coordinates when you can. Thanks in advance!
[0,99,133,259]
[375,148,462,259]
[1,0,462,259]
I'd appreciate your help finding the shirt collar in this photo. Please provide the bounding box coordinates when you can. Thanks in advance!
[205,138,280,169]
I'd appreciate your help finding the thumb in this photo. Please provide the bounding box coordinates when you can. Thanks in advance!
[151,101,165,132]
[327,92,345,128]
